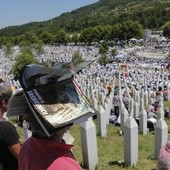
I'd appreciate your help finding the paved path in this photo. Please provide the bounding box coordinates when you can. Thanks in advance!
[136,51,168,59]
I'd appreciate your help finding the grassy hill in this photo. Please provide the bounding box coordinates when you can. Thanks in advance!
[0,0,170,37]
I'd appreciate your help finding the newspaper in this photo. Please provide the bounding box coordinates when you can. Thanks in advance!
[7,90,28,117]
[25,81,95,127]
[19,64,96,136]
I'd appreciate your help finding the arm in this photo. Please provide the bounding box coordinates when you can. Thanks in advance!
[9,142,22,160]
[3,121,22,159]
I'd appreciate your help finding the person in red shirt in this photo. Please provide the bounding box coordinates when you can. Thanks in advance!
[107,83,112,96]
[17,104,82,170]
[7,63,96,170]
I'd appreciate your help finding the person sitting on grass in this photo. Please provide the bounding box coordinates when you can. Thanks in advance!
[19,107,82,170]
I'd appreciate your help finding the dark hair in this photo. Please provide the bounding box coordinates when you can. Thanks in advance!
[0,85,12,104]
[156,92,160,95]
[24,107,48,139]
[24,107,71,140]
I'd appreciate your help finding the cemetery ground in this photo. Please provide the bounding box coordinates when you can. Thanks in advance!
[13,100,170,170]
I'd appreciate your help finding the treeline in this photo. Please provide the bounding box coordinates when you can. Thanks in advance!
[0,20,143,47]
[0,0,170,37]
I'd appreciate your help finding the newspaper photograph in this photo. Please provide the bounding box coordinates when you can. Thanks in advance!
[25,80,95,128]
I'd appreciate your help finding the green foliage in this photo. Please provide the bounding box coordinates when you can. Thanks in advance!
[33,40,45,55]
[12,52,38,80]
[0,0,170,37]
[120,20,143,40]
[53,29,68,44]
[111,48,118,57]
[24,32,40,44]
[79,27,94,44]
[3,42,14,58]
[111,24,122,39]
[71,33,79,45]
[99,44,107,54]
[19,39,44,56]
[40,31,53,44]
[99,41,109,54]
[163,21,170,39]
[98,53,109,65]
[0,36,14,47]
[0,20,143,46]
[72,50,85,65]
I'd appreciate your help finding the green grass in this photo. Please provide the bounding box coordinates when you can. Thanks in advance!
[70,123,158,170]
[70,116,170,170]
[13,101,170,170]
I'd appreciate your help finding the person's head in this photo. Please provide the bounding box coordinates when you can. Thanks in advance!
[24,106,71,141]
[0,85,12,114]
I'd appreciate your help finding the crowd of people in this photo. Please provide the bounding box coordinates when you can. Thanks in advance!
[0,51,170,169]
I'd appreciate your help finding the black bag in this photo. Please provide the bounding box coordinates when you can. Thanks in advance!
[0,163,3,170]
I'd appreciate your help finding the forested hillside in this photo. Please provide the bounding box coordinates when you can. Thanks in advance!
[0,0,170,37]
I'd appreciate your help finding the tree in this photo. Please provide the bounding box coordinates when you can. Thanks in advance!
[12,52,38,80]
[90,27,102,42]
[3,42,14,60]
[32,41,45,56]
[99,44,107,54]
[19,41,33,55]
[111,23,122,40]
[120,20,143,41]
[79,27,93,44]
[102,25,112,41]
[99,41,109,54]
[72,50,84,65]
[19,38,44,57]
[163,21,170,39]
[71,33,79,45]
[40,31,53,44]
[23,32,40,44]
[98,54,109,65]
[53,29,67,44]
[111,48,118,57]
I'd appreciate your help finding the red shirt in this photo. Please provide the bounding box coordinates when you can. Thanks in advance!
[163,90,168,96]
[19,137,82,170]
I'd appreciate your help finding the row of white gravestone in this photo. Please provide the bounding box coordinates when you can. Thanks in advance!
[91,93,168,167]
[1,50,170,169]
[56,62,169,168]
[73,64,170,168]
[11,88,168,168]
[119,70,169,165]
[0,45,101,86]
